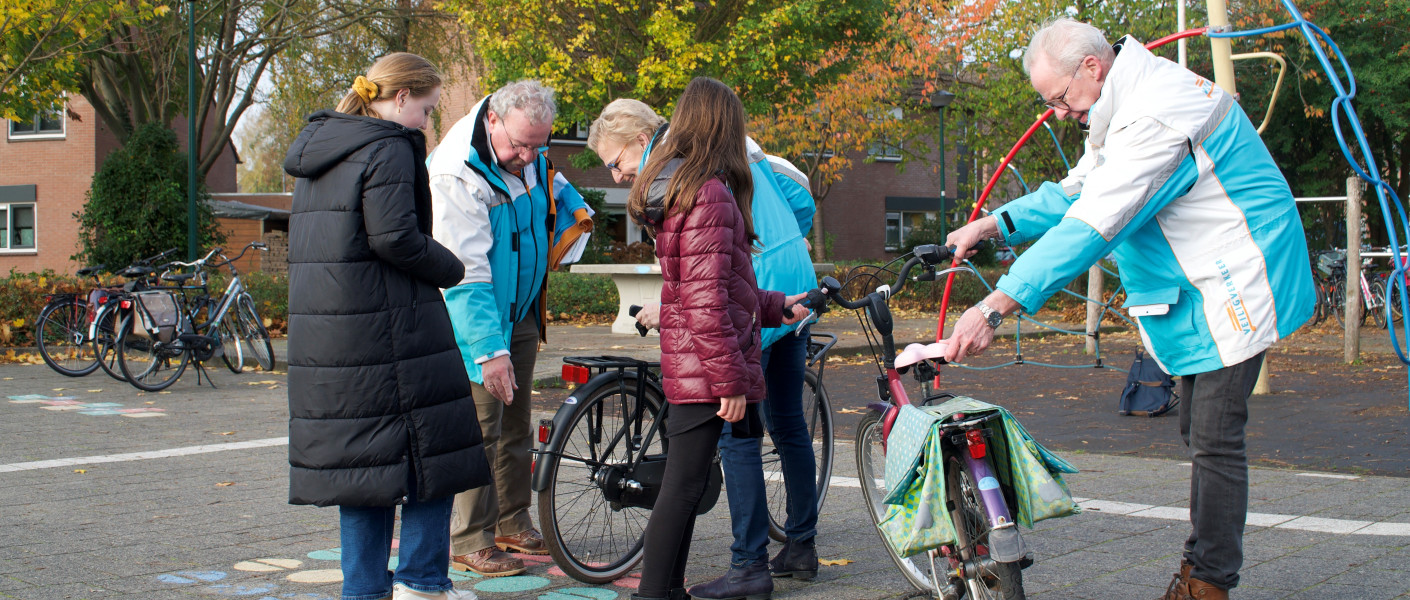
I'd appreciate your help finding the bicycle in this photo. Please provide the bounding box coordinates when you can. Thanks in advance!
[114,243,274,391]
[798,243,1041,599]
[1313,249,1388,329]
[530,313,835,584]
[34,249,178,377]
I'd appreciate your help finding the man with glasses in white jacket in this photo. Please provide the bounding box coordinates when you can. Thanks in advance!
[943,17,1315,600]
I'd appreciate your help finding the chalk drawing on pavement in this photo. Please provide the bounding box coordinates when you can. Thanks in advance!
[7,394,166,417]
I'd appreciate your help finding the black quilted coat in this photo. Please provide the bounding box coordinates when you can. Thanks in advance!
[283,110,490,507]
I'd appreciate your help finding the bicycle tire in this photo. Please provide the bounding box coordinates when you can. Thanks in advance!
[115,314,189,391]
[856,411,951,595]
[92,304,129,382]
[236,295,275,371]
[764,369,834,543]
[537,376,665,584]
[945,453,1025,599]
[1311,279,1327,325]
[1332,278,1347,327]
[36,297,100,377]
[218,312,243,373]
[1390,277,1405,323]
[1368,279,1388,329]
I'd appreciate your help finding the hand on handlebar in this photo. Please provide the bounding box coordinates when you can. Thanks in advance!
[945,215,1000,262]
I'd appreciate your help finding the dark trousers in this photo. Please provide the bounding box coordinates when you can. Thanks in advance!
[1178,351,1265,590]
[638,411,726,598]
[719,328,818,567]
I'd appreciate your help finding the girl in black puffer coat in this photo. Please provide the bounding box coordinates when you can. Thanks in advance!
[283,53,487,600]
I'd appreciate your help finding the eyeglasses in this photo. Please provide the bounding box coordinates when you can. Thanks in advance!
[1041,62,1085,111]
[605,143,635,174]
[498,119,549,156]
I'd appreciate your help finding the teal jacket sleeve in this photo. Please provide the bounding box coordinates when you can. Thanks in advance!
[552,174,588,236]
[990,181,1078,247]
[444,282,508,368]
[775,171,815,237]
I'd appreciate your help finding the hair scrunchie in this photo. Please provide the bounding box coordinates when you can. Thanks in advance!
[352,76,380,103]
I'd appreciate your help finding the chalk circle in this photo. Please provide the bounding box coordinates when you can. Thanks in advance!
[287,569,343,584]
[307,549,342,561]
[539,588,619,600]
[157,571,227,584]
[235,558,303,572]
[473,575,550,593]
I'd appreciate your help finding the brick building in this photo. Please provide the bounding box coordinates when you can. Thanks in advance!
[0,95,241,274]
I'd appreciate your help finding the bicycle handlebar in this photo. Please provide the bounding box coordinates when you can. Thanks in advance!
[802,244,959,312]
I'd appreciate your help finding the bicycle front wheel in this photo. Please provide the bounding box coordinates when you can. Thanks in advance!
[1369,279,1388,329]
[116,315,189,391]
[537,377,665,583]
[765,369,834,543]
[945,453,1025,599]
[37,297,100,377]
[856,411,950,595]
[236,295,274,371]
[217,311,243,373]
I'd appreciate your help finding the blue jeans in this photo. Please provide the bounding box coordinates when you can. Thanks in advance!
[339,493,455,600]
[719,328,818,567]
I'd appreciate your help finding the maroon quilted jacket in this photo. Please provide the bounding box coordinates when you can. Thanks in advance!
[654,177,785,405]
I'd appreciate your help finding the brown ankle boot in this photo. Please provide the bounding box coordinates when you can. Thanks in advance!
[1157,560,1194,600]
[1186,577,1229,600]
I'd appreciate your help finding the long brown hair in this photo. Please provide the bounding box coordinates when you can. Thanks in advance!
[627,77,755,244]
[336,53,442,119]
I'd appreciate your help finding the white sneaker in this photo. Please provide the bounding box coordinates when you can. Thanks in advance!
[391,583,478,600]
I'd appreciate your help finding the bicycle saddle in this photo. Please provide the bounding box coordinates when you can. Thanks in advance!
[161,272,198,283]
[895,342,950,369]
[76,265,105,277]
[118,266,154,279]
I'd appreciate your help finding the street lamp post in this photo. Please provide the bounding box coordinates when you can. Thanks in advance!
[930,90,956,240]
[186,0,198,260]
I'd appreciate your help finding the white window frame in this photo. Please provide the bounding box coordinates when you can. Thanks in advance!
[8,107,66,141]
[867,107,904,162]
[884,210,936,252]
[0,202,37,253]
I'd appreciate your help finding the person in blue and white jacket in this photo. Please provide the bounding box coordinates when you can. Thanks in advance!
[943,18,1314,600]
[428,79,592,578]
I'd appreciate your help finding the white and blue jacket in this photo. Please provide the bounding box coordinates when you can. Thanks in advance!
[428,96,590,384]
[642,127,817,349]
[992,37,1314,376]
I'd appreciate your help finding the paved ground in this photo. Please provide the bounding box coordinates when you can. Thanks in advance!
[1,314,1407,600]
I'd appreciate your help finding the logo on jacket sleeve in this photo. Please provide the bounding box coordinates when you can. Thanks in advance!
[1216,258,1255,334]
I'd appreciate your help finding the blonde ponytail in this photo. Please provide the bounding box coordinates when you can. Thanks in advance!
[336,53,442,119]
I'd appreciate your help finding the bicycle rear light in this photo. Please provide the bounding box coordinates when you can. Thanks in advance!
[559,364,591,384]
[538,419,552,444]
[966,429,987,459]
[119,299,132,310]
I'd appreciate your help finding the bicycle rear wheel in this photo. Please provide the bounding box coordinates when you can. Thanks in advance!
[856,411,950,596]
[765,369,834,543]
[1332,279,1347,326]
[236,295,274,371]
[945,453,1025,599]
[116,315,189,391]
[37,297,100,377]
[1391,277,1406,323]
[1368,279,1388,329]
[1311,279,1327,325]
[537,377,665,583]
[93,305,127,382]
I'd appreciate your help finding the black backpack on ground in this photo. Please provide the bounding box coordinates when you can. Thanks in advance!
[1119,350,1179,417]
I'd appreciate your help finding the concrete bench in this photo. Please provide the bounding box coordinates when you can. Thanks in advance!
[570,263,836,335]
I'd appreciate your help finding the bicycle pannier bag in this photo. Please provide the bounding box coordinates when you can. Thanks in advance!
[132,291,180,343]
[1118,350,1178,417]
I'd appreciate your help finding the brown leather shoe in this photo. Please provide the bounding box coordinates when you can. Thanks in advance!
[451,547,526,577]
[495,528,549,556]
[1186,577,1229,600]
[1158,560,1194,600]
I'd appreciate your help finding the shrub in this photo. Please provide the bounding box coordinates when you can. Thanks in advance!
[0,270,102,347]
[73,123,225,268]
[546,272,618,320]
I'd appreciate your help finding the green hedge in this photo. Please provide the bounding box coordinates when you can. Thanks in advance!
[546,271,618,319]
[0,270,90,347]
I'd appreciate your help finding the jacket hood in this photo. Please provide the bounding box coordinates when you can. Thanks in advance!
[284,110,425,179]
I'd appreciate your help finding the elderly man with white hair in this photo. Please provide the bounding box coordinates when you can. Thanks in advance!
[428,79,592,577]
[943,17,1315,600]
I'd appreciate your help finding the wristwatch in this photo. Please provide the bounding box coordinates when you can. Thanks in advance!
[975,301,1004,329]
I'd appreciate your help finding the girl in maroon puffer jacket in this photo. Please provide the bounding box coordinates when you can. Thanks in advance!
[624,77,807,600]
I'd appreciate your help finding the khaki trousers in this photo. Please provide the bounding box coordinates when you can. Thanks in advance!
[450,313,538,554]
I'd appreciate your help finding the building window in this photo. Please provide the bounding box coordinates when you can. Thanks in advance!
[885,211,936,252]
[8,109,64,139]
[867,107,903,161]
[0,204,37,250]
[551,121,590,146]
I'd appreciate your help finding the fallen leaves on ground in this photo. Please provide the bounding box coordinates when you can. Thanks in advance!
[819,558,853,566]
